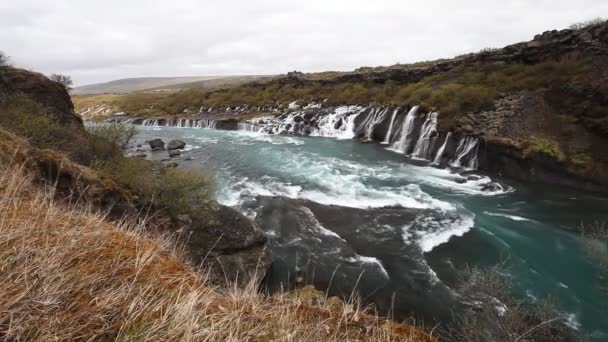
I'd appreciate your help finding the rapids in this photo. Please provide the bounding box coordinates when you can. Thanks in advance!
[131,125,608,339]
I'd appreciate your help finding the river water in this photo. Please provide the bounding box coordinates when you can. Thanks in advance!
[134,126,608,339]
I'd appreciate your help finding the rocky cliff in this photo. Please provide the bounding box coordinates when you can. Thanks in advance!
[0,66,270,287]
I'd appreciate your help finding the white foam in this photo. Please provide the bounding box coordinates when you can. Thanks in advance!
[415,213,475,253]
[484,211,534,222]
[562,312,581,330]
[347,255,390,279]
[298,207,346,242]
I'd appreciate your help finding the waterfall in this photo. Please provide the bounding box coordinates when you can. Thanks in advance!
[381,108,399,144]
[450,136,479,169]
[142,119,159,127]
[313,106,364,139]
[412,112,439,160]
[391,106,419,154]
[433,132,452,165]
[363,107,389,140]
[238,122,264,132]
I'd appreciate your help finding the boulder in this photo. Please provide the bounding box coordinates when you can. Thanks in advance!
[293,115,304,123]
[147,139,165,151]
[466,175,483,181]
[183,204,270,287]
[168,150,181,158]
[167,139,186,150]
[481,182,503,192]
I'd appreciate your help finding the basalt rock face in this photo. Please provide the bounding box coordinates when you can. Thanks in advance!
[0,67,83,127]
[478,140,608,193]
[180,205,270,287]
[248,196,464,323]
[329,22,608,85]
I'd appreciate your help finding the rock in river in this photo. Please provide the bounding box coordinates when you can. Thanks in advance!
[167,139,186,150]
[147,139,165,151]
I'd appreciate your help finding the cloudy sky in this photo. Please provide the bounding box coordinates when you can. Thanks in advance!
[1,1,606,86]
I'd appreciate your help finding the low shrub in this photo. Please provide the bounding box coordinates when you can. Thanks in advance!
[579,222,608,292]
[569,17,605,30]
[571,152,593,171]
[99,158,214,219]
[521,136,566,161]
[0,93,77,150]
[86,122,136,148]
[448,264,579,342]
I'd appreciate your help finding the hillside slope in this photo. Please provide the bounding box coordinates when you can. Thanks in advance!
[73,75,269,95]
[0,158,432,341]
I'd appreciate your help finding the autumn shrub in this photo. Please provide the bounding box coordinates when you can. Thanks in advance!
[86,122,136,148]
[569,17,605,30]
[521,136,566,161]
[0,93,76,150]
[448,265,579,342]
[99,157,214,219]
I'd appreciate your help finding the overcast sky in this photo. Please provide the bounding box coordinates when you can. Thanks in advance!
[1,1,606,86]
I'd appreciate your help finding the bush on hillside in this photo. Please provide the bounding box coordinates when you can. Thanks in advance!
[0,51,10,67]
[521,136,566,161]
[569,17,605,30]
[99,157,214,219]
[0,93,74,149]
[87,122,136,148]
[579,222,608,292]
[49,73,74,91]
[448,264,578,341]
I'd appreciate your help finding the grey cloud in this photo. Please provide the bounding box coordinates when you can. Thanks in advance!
[1,0,606,85]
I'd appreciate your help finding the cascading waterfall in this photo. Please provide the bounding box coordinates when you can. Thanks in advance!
[134,104,483,172]
[433,132,452,165]
[238,122,264,132]
[381,108,399,144]
[391,106,419,154]
[139,118,217,129]
[450,136,479,169]
[142,119,159,127]
[412,112,439,160]
[362,107,389,140]
[313,107,365,139]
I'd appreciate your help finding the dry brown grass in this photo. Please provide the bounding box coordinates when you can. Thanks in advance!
[0,160,433,341]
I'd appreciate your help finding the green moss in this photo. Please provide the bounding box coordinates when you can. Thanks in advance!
[521,136,566,161]
[571,152,593,171]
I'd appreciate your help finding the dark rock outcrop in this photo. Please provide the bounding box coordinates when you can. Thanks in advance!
[180,204,270,287]
[249,196,463,323]
[147,139,165,150]
[167,139,186,150]
[0,67,82,127]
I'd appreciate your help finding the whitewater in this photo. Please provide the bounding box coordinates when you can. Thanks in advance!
[131,123,608,338]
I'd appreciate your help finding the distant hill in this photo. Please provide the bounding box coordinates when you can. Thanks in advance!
[73,75,269,95]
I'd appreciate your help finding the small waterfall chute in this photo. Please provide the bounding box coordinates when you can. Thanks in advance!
[382,108,399,144]
[363,107,389,140]
[142,119,159,127]
[412,112,439,160]
[391,106,419,154]
[433,132,452,165]
[450,136,479,169]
